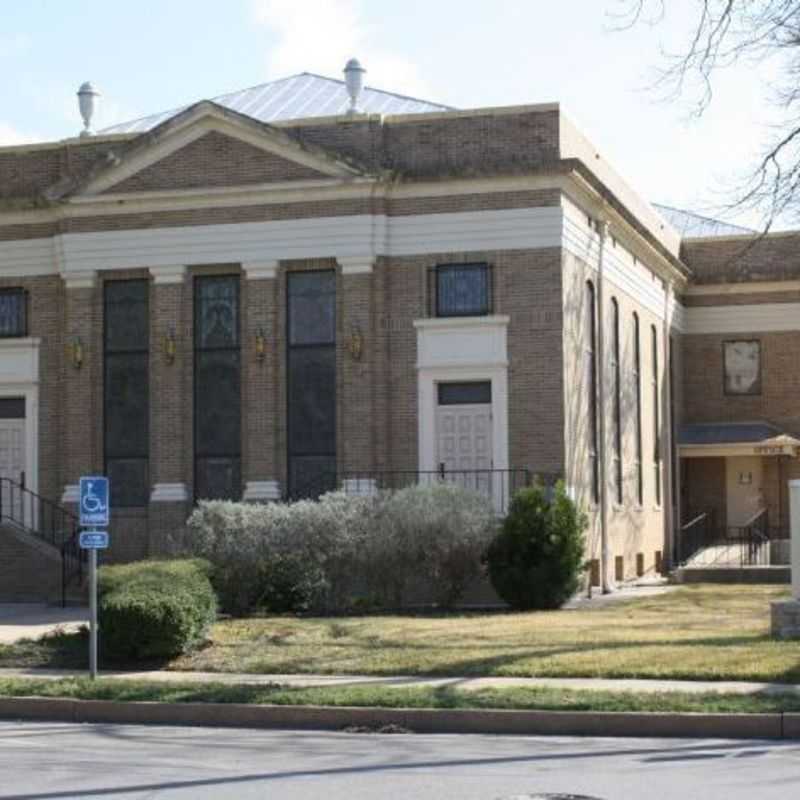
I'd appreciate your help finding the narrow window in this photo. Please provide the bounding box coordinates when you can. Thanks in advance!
[633,313,643,506]
[435,263,491,317]
[586,281,599,504]
[0,289,27,338]
[194,275,241,501]
[611,298,622,505]
[287,271,336,499]
[104,280,149,507]
[651,324,661,506]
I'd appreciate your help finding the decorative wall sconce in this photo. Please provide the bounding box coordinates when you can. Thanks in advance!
[255,327,266,362]
[347,323,363,361]
[68,337,84,370]
[163,325,177,364]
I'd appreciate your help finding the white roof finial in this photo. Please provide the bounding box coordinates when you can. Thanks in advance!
[343,58,366,115]
[77,81,100,137]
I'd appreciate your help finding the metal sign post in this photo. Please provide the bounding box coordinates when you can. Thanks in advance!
[79,477,110,681]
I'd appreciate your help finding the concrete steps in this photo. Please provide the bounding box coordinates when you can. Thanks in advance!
[0,524,85,605]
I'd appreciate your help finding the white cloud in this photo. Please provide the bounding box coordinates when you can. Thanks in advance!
[249,0,436,99]
[0,122,41,146]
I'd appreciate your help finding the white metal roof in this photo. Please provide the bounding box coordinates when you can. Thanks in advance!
[100,72,453,134]
[652,203,755,238]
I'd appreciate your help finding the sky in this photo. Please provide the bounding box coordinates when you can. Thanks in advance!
[0,0,787,228]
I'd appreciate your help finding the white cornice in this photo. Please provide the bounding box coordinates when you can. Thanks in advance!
[413,315,510,331]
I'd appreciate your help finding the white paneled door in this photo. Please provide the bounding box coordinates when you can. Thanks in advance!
[435,403,493,502]
[0,419,25,521]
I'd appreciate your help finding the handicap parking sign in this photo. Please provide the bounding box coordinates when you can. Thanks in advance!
[79,476,110,527]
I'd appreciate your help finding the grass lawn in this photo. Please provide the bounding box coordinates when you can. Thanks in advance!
[1,676,800,715]
[1,585,798,683]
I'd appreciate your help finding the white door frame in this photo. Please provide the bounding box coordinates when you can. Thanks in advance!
[419,366,509,475]
[415,316,510,476]
[0,338,40,501]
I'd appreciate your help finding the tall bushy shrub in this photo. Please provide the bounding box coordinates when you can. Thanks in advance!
[184,484,496,614]
[380,483,497,607]
[486,482,587,610]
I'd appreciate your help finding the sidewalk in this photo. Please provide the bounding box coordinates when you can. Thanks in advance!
[1,666,798,696]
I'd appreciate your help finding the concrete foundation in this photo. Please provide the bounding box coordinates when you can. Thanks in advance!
[771,599,800,640]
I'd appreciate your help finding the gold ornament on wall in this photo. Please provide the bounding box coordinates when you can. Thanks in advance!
[68,337,84,369]
[347,323,363,361]
[255,326,266,362]
[163,325,177,365]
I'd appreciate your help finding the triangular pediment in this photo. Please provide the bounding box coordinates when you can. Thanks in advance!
[68,101,369,198]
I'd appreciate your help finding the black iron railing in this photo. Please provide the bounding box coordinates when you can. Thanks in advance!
[0,477,85,606]
[289,467,533,515]
[678,508,771,568]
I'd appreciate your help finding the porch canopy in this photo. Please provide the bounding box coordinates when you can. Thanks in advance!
[679,421,800,458]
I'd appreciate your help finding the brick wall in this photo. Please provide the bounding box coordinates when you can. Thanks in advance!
[682,233,800,284]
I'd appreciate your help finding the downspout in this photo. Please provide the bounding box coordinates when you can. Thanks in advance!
[663,286,675,570]
[597,221,611,593]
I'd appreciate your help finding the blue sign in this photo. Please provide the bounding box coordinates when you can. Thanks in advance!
[79,531,109,550]
[79,476,110,527]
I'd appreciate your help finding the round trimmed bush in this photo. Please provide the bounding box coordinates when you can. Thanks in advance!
[487,482,587,610]
[98,559,217,660]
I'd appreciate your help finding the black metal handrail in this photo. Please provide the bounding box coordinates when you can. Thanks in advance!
[0,477,85,606]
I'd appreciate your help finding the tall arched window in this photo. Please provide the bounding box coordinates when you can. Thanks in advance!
[586,281,599,504]
[651,324,661,506]
[611,298,622,505]
[632,313,643,506]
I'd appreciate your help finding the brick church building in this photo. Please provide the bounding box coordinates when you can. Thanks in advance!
[0,62,796,600]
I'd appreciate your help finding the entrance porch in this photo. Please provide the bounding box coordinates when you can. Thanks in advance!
[677,422,798,567]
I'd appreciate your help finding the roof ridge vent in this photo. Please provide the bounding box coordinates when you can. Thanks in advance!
[77,81,100,137]
[343,58,366,115]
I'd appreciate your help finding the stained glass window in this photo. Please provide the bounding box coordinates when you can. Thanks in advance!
[194,276,241,501]
[104,280,149,507]
[436,263,490,317]
[287,271,336,499]
[0,289,27,338]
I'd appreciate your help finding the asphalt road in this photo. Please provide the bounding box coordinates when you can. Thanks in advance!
[0,721,798,799]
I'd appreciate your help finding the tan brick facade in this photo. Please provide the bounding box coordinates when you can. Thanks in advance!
[2,97,795,599]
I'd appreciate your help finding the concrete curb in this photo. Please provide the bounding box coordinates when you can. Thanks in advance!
[0,696,797,739]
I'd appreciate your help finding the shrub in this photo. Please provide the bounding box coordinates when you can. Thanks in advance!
[183,484,497,614]
[379,483,497,607]
[486,482,587,610]
[185,492,375,615]
[98,559,217,660]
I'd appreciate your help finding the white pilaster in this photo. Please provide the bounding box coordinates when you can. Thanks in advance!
[338,256,374,275]
[790,479,800,598]
[149,265,186,285]
[61,270,97,290]
[243,261,279,280]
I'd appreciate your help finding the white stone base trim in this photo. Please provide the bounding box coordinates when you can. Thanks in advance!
[61,484,79,504]
[243,480,281,502]
[150,482,189,503]
[342,478,378,497]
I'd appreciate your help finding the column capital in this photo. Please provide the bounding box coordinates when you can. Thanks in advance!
[149,265,186,285]
[338,256,374,275]
[243,261,279,280]
[61,270,97,290]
